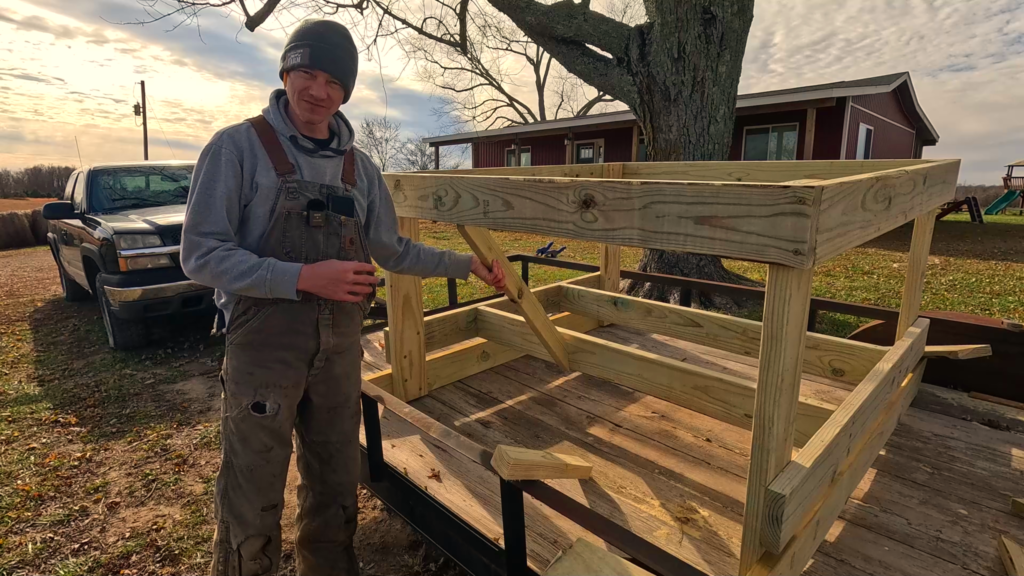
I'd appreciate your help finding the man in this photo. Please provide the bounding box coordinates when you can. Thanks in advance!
[181,19,505,576]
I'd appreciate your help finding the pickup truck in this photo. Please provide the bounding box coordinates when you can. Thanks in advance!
[42,161,215,350]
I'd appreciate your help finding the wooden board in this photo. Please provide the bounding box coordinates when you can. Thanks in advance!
[740,265,815,574]
[475,306,835,447]
[1000,535,1024,576]
[762,319,929,554]
[385,217,427,400]
[544,538,654,576]
[749,360,924,576]
[459,225,571,370]
[923,344,992,360]
[491,445,593,481]
[896,210,937,341]
[1013,498,1024,518]
[385,173,819,268]
[560,285,887,385]
[813,160,959,264]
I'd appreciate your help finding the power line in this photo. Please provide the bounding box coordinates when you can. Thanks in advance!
[146,95,178,160]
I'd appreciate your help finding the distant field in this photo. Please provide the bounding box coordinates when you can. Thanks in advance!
[0,198,52,211]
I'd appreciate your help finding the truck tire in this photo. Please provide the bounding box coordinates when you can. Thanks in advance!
[95,277,148,350]
[51,244,90,302]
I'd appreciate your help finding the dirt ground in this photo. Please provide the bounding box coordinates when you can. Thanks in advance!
[0,246,465,576]
[0,198,51,212]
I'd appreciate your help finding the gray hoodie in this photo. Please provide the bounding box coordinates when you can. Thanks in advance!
[181,89,473,324]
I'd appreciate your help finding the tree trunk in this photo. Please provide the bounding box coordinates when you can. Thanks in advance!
[621,0,759,310]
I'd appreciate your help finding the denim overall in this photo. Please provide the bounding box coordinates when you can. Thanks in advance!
[211,115,373,576]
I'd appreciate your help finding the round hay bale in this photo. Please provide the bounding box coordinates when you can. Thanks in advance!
[0,210,39,250]
[30,208,49,244]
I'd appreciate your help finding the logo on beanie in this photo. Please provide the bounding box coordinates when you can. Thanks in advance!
[283,48,309,68]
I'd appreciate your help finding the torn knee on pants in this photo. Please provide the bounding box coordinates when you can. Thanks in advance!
[237,534,273,576]
[248,400,278,416]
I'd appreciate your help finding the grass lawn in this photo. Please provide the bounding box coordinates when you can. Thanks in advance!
[409,213,1024,338]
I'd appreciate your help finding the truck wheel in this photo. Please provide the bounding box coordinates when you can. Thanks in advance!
[51,245,90,302]
[95,277,148,350]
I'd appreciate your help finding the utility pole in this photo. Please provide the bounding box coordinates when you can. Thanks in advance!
[134,81,149,160]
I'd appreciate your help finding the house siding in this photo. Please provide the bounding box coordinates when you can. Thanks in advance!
[813,98,846,160]
[846,93,917,159]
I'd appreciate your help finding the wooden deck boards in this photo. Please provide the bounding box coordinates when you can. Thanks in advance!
[359,327,1024,575]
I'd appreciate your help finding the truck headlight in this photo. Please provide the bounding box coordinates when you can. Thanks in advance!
[114,234,163,250]
[119,255,174,271]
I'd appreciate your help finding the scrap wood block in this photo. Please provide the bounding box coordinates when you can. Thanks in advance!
[544,538,654,576]
[1012,498,1024,519]
[491,445,592,481]
[923,344,992,360]
[1000,534,1024,576]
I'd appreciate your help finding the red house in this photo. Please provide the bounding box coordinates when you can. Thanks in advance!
[424,72,939,168]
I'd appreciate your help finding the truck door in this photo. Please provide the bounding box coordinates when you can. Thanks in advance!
[62,171,89,287]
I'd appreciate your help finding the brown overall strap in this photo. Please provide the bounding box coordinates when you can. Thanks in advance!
[342,148,357,188]
[246,115,295,177]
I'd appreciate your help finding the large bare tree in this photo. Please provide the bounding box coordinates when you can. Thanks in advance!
[136,0,758,308]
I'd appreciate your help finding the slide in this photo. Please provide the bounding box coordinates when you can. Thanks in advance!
[985,189,1022,215]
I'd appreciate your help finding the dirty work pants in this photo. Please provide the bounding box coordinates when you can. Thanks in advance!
[212,297,363,576]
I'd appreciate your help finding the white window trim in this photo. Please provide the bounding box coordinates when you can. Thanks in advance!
[850,103,916,133]
[740,123,800,161]
[504,145,532,167]
[573,138,605,164]
[856,122,874,160]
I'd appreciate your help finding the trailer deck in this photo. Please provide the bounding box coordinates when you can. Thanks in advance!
[357,326,1024,576]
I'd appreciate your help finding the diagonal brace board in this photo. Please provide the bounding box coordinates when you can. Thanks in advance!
[475,306,836,447]
[458,225,571,370]
[760,318,930,555]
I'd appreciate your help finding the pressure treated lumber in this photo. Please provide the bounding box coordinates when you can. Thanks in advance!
[426,159,932,184]
[385,217,426,400]
[814,160,958,265]
[740,265,815,575]
[896,210,938,341]
[366,312,598,399]
[1012,498,1024,518]
[749,359,925,576]
[560,285,887,385]
[1000,535,1024,576]
[386,272,600,360]
[474,306,835,447]
[761,319,930,555]
[544,538,654,576]
[490,445,593,481]
[458,225,570,371]
[923,344,992,360]
[598,244,621,326]
[385,174,819,268]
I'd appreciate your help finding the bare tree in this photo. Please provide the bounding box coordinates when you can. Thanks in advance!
[396,137,464,171]
[356,116,403,172]
[133,0,759,308]
[0,165,75,199]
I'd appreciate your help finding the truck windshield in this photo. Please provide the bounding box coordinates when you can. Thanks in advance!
[89,166,192,212]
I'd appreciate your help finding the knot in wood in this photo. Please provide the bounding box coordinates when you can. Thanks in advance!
[580,196,597,211]
[831,367,846,378]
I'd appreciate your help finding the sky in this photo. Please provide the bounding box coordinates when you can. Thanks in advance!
[0,0,1021,184]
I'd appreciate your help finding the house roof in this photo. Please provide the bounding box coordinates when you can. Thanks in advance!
[424,72,939,146]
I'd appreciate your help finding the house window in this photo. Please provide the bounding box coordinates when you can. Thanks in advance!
[742,124,799,161]
[856,123,874,160]
[504,146,532,167]
[574,139,604,164]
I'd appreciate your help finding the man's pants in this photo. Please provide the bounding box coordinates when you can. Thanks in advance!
[211,298,363,576]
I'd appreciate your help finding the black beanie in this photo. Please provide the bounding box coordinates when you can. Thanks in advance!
[279,20,359,104]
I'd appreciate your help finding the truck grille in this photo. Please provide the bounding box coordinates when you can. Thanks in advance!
[161,228,182,246]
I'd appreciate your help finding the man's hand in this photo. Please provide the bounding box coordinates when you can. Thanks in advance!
[470,255,507,292]
[297,260,379,302]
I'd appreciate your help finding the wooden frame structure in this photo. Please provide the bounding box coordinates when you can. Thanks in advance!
[374,159,960,575]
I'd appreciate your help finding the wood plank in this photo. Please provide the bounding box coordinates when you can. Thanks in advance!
[802,108,816,161]
[1001,535,1024,576]
[544,538,654,576]
[896,210,937,341]
[762,320,929,554]
[1013,498,1024,518]
[367,312,598,398]
[458,225,571,370]
[814,160,959,264]
[561,285,887,385]
[475,306,835,448]
[491,445,593,481]
[968,390,1024,410]
[427,159,932,183]
[749,359,923,576]
[391,272,599,358]
[923,344,992,360]
[912,383,1024,435]
[598,245,621,294]
[385,173,819,267]
[740,265,815,575]
[385,217,426,400]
